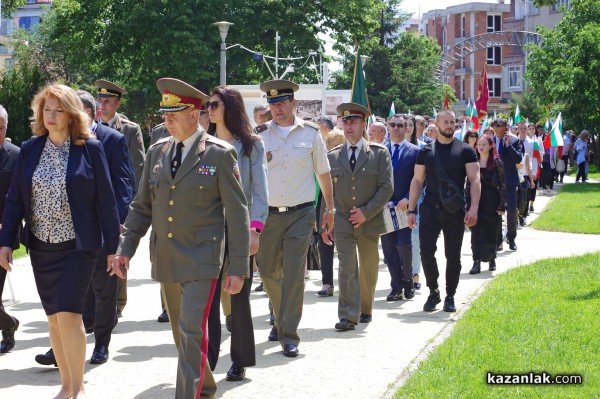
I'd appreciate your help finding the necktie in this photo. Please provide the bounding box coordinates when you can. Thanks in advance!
[392,144,400,170]
[498,138,504,156]
[350,146,357,171]
[102,122,109,126]
[171,142,184,178]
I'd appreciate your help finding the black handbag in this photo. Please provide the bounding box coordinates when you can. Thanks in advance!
[307,230,321,270]
[432,141,466,214]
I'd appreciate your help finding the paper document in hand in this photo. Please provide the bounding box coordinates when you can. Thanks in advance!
[383,206,409,234]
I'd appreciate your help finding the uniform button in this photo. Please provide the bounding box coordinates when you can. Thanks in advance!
[169,200,174,205]
[352,187,355,190]
[171,185,176,189]
[168,217,173,222]
[352,196,356,200]
[352,177,355,180]
[199,186,203,189]
[212,237,217,241]
[168,233,173,238]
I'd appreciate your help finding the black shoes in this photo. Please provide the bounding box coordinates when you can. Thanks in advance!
[489,259,497,271]
[254,283,264,292]
[508,241,517,251]
[469,260,481,275]
[335,319,356,331]
[157,309,169,323]
[225,315,233,332]
[423,290,441,311]
[497,243,504,252]
[35,349,57,367]
[283,344,299,357]
[317,285,334,297]
[268,326,278,342]
[90,345,109,364]
[359,313,372,323]
[386,289,402,302]
[226,363,246,381]
[443,296,456,313]
[0,317,19,353]
[529,205,534,212]
[403,280,415,299]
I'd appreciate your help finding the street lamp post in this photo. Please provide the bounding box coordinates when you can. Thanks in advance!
[214,21,233,86]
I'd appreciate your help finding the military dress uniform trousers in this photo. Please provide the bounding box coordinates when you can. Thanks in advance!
[258,205,315,347]
[162,279,218,399]
[335,232,380,323]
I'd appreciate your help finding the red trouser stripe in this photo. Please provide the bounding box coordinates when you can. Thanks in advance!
[196,278,218,399]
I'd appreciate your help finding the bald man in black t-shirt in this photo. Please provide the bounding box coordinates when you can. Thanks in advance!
[407,109,480,313]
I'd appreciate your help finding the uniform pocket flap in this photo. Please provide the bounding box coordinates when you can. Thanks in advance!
[292,141,313,149]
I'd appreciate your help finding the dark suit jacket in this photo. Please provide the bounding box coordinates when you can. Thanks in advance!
[95,123,135,223]
[495,134,523,187]
[0,140,20,249]
[386,141,419,204]
[0,134,120,254]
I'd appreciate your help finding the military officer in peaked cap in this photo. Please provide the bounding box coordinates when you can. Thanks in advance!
[322,103,393,331]
[112,78,250,399]
[94,79,146,318]
[256,79,334,358]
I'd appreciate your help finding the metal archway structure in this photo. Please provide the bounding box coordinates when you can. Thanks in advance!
[437,31,543,81]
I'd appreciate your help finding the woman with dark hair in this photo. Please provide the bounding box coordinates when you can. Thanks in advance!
[403,114,418,145]
[0,84,119,399]
[463,129,479,149]
[206,85,268,381]
[467,135,506,274]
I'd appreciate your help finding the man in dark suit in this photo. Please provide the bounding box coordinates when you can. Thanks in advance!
[491,118,523,251]
[381,114,420,302]
[0,105,21,354]
[323,103,393,329]
[33,91,135,367]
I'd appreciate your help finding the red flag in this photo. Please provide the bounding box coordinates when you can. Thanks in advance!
[443,88,449,109]
[475,66,489,117]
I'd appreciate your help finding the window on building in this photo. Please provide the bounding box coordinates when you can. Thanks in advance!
[461,15,466,38]
[18,16,41,31]
[551,0,571,11]
[487,15,501,32]
[461,79,466,100]
[487,46,501,65]
[508,66,522,89]
[488,78,502,97]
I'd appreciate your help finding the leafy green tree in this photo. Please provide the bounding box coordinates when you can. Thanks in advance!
[0,0,26,17]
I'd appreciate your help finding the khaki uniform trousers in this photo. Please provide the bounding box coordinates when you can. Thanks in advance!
[161,279,218,399]
[335,232,380,323]
[257,206,315,347]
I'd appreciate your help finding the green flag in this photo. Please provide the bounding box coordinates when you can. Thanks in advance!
[514,103,522,123]
[351,50,369,109]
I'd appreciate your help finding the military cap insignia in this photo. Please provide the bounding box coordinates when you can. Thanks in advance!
[343,111,351,117]
[270,89,278,96]
[100,88,108,94]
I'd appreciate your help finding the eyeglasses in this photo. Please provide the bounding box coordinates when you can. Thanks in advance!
[205,101,224,110]
[388,122,406,128]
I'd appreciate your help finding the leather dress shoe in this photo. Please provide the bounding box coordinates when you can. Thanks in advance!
[84,324,94,334]
[386,289,402,301]
[225,315,232,333]
[359,313,372,323]
[317,285,334,297]
[226,363,246,381]
[423,290,441,311]
[508,241,517,251]
[157,309,169,323]
[403,280,415,299]
[268,326,278,341]
[469,260,481,275]
[334,319,356,331]
[35,348,57,367]
[0,317,19,353]
[90,345,109,364]
[443,296,456,313]
[254,282,264,292]
[283,344,299,357]
[489,259,497,271]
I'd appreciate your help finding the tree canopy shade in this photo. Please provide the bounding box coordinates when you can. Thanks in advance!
[525,0,600,133]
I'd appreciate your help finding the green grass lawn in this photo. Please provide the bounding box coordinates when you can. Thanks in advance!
[13,245,27,259]
[532,183,600,234]
[394,253,600,399]
[567,163,600,180]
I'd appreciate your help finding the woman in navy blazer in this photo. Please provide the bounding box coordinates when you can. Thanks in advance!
[0,84,119,399]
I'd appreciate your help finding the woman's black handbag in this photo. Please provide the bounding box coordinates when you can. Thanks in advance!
[432,141,466,214]
[307,230,321,270]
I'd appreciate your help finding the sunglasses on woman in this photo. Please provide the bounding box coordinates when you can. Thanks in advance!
[205,101,224,110]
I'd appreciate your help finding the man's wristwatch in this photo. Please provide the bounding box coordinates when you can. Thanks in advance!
[406,210,416,215]
[325,208,336,214]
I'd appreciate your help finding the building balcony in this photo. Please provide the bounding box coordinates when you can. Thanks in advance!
[454,68,473,76]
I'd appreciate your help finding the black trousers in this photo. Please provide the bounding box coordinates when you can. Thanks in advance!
[207,256,256,370]
[576,161,587,181]
[419,202,465,297]
[380,230,412,291]
[528,178,539,203]
[316,193,335,286]
[503,186,518,244]
[82,248,118,348]
[0,268,18,331]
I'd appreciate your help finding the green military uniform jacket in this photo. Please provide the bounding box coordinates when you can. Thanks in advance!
[150,122,170,146]
[117,129,250,282]
[112,114,146,189]
[327,141,393,236]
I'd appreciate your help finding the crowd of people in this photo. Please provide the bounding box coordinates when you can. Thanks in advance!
[0,76,594,399]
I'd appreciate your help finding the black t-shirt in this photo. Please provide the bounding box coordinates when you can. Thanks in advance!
[416,138,478,205]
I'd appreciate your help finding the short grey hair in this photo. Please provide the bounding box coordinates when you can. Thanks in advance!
[370,121,387,133]
[76,90,97,116]
[253,103,269,116]
[0,105,8,123]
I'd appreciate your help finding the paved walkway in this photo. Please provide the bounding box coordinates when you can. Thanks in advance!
[1,177,599,398]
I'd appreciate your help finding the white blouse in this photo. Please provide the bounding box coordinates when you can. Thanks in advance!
[30,138,75,243]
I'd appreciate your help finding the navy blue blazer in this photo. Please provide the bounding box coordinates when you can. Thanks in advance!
[495,134,523,187]
[94,122,135,224]
[0,134,120,254]
[386,141,420,204]
[0,140,21,250]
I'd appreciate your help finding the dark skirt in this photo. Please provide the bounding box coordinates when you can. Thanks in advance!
[470,214,501,262]
[29,234,96,316]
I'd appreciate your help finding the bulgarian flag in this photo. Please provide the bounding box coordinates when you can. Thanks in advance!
[550,113,564,147]
[469,101,479,129]
[479,115,489,136]
[533,139,542,178]
[514,103,522,123]
[388,102,395,118]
